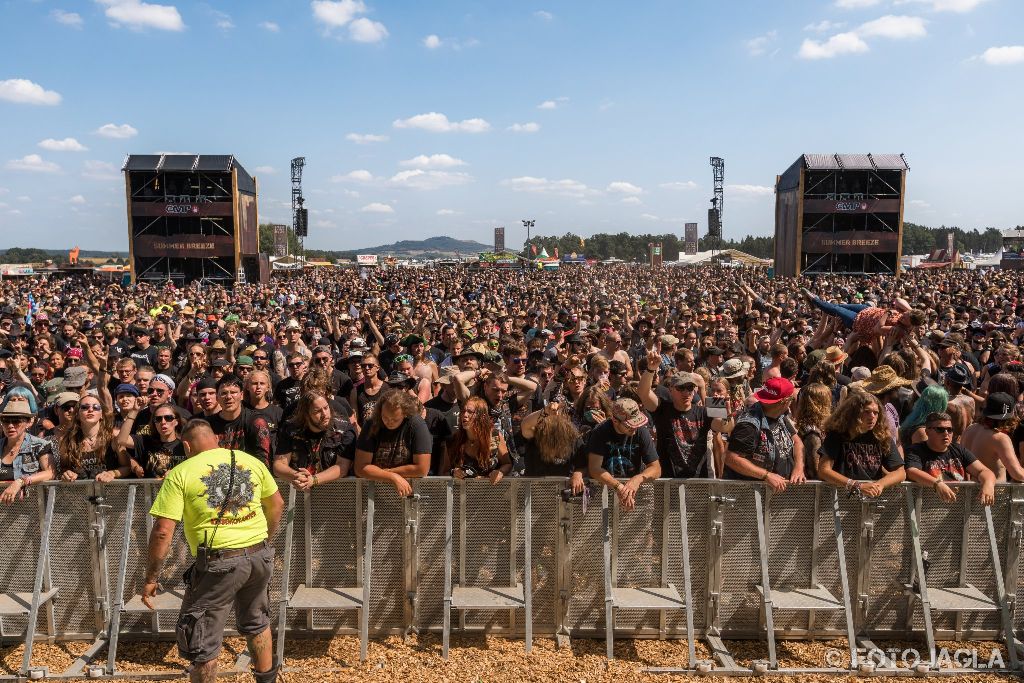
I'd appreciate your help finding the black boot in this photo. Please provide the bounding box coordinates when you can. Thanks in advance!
[252,663,279,683]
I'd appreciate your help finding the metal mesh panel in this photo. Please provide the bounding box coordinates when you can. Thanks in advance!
[48,484,102,638]
[909,488,960,634]
[566,483,604,634]
[0,487,43,638]
[811,489,860,634]
[665,481,709,636]
[307,482,360,631]
[612,482,663,632]
[864,488,912,632]
[520,479,559,634]
[766,485,819,632]
[459,479,514,630]
[718,482,759,634]
[367,481,405,633]
[960,486,1007,634]
[413,478,449,632]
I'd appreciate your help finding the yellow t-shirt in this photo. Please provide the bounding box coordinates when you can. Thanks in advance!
[150,447,279,555]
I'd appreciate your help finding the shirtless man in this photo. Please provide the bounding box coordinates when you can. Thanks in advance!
[402,334,439,388]
[596,331,633,377]
[961,392,1024,482]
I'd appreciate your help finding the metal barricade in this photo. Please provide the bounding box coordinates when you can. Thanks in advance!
[1,477,1023,677]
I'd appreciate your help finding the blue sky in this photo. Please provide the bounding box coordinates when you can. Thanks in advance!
[1,0,1022,252]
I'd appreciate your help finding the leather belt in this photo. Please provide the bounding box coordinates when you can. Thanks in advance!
[210,540,267,560]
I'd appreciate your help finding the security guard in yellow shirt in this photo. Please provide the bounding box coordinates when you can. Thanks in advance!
[143,419,283,683]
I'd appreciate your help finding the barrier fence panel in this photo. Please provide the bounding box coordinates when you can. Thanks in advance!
[4,477,1024,666]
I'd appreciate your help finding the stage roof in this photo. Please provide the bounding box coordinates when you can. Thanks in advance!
[121,154,257,194]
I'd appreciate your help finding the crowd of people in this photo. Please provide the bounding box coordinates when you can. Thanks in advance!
[2,262,1024,510]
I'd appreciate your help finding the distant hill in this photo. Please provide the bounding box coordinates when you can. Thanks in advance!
[0,248,126,259]
[350,236,492,256]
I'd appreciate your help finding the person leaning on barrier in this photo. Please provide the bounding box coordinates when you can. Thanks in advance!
[587,398,660,512]
[115,403,187,479]
[0,399,55,503]
[273,391,355,490]
[444,395,512,484]
[817,390,906,498]
[724,377,804,492]
[905,411,996,505]
[519,399,586,493]
[353,389,431,497]
[143,419,283,683]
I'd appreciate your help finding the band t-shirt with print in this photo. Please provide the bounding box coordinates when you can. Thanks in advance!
[131,435,187,478]
[149,447,278,555]
[355,415,432,470]
[905,442,978,482]
[820,431,904,481]
[650,386,709,478]
[587,420,658,478]
[275,417,356,472]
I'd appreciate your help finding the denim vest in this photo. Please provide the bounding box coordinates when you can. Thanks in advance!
[0,433,52,480]
[733,402,794,478]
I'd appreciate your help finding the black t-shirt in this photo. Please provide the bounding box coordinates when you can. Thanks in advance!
[330,369,354,403]
[129,345,158,369]
[275,417,356,472]
[424,394,460,434]
[207,408,272,464]
[131,435,187,478]
[820,431,903,481]
[586,419,658,478]
[422,407,454,475]
[250,403,284,436]
[355,415,432,469]
[355,383,387,426]
[57,442,119,480]
[273,376,303,411]
[523,436,587,477]
[905,442,977,482]
[129,404,193,437]
[651,386,710,478]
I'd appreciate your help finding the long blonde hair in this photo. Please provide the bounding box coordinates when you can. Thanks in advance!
[794,382,832,433]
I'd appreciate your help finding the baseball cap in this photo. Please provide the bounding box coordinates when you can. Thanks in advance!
[611,398,648,429]
[984,392,1015,421]
[665,372,701,389]
[753,377,795,404]
[62,366,89,389]
[114,383,140,397]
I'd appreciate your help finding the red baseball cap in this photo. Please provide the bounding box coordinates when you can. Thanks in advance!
[754,377,794,404]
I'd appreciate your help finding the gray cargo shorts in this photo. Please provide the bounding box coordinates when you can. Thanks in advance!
[175,543,274,663]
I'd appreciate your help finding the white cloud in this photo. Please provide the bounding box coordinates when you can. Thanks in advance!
[896,0,988,12]
[805,20,846,32]
[349,17,387,42]
[659,180,698,191]
[69,194,86,204]
[51,9,84,27]
[0,79,62,106]
[6,155,60,173]
[95,123,138,139]
[640,213,662,221]
[835,0,881,7]
[17,196,31,203]
[534,10,553,20]
[39,137,88,152]
[798,32,869,58]
[388,169,472,190]
[437,208,458,215]
[211,10,234,30]
[311,0,365,27]
[606,181,644,195]
[507,122,540,133]
[858,15,927,39]
[727,184,774,197]
[500,176,594,198]
[392,112,490,133]
[253,165,275,174]
[399,153,466,169]
[361,202,394,213]
[82,160,120,180]
[314,219,337,228]
[909,199,931,207]
[746,30,778,56]
[346,132,389,144]
[621,196,642,205]
[96,0,185,31]
[979,45,1024,65]
[260,21,280,32]
[332,169,377,183]
[538,97,569,110]
[423,34,441,49]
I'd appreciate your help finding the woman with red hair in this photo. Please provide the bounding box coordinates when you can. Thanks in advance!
[444,396,511,484]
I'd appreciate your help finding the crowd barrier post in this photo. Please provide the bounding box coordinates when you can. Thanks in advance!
[103,484,136,674]
[403,487,424,639]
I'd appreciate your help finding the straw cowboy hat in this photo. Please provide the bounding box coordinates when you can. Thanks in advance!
[823,346,847,366]
[851,365,912,395]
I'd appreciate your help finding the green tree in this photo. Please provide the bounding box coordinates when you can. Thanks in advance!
[258,223,300,255]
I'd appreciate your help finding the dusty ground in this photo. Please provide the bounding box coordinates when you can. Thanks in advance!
[2,635,1019,681]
